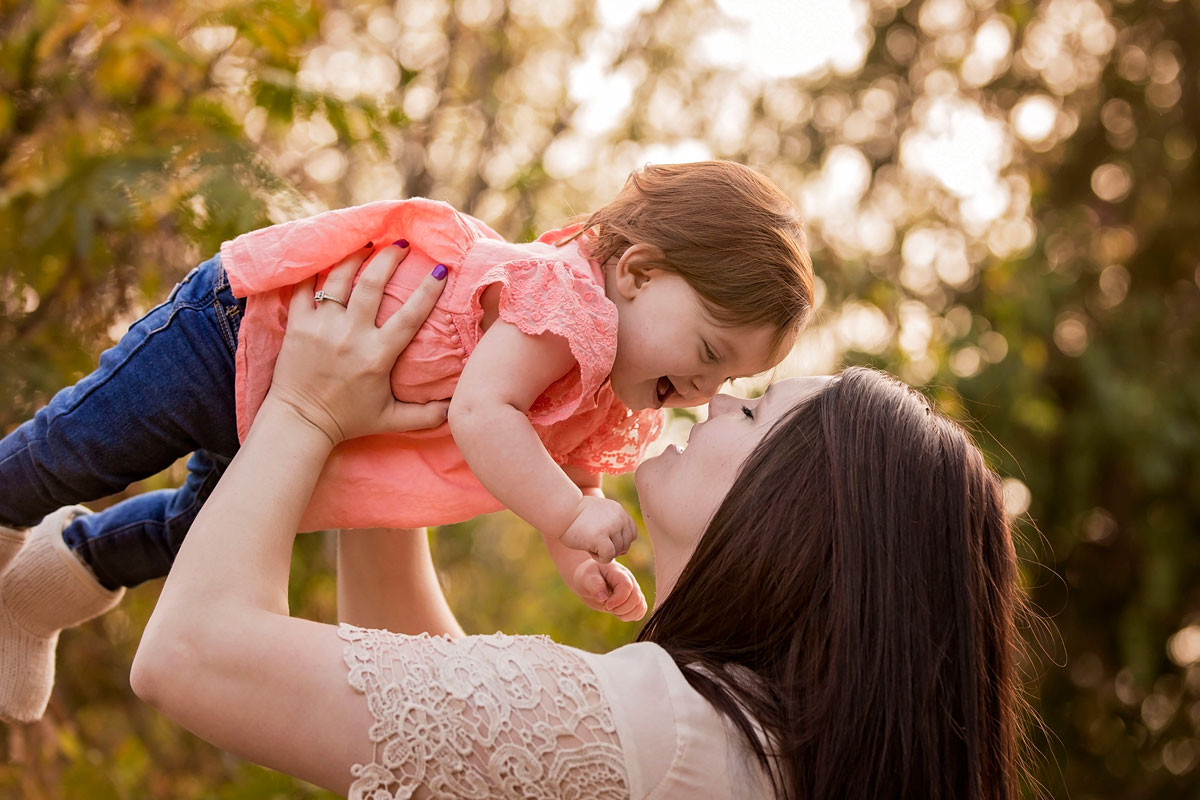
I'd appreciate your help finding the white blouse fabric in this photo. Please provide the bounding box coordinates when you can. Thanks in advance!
[337,624,771,799]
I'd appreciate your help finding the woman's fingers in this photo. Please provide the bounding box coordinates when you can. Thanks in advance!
[288,276,318,318]
[383,399,451,433]
[347,240,409,319]
[317,248,371,308]
[381,266,448,351]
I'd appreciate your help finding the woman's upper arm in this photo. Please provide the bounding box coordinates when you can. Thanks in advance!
[133,612,375,795]
[136,614,631,798]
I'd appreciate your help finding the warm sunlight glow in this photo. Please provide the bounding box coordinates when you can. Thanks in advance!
[706,0,872,79]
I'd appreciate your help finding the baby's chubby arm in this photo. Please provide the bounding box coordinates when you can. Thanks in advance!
[542,466,647,621]
[448,319,636,563]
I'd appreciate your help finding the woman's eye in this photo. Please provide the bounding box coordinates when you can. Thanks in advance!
[741,405,755,419]
[704,343,718,362]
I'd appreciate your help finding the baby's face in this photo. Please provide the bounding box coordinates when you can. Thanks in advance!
[607,271,790,411]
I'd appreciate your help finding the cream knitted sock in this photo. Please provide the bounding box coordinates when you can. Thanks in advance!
[0,506,124,723]
[0,523,25,573]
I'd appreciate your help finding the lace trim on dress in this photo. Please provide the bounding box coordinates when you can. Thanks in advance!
[557,397,664,475]
[338,624,630,800]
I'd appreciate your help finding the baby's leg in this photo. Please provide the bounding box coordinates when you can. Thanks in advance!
[0,257,243,721]
[65,449,230,589]
[0,255,243,532]
[0,466,227,721]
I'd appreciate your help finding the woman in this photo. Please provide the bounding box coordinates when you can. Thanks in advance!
[127,244,1029,798]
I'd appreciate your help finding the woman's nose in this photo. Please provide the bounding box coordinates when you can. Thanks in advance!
[706,392,737,416]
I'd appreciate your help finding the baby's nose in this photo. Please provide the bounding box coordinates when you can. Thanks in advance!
[692,373,724,399]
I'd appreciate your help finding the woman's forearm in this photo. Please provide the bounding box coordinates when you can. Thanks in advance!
[336,528,464,637]
[130,394,344,772]
[145,396,332,626]
[129,245,456,792]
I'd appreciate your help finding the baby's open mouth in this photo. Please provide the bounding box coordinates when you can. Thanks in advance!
[655,376,677,408]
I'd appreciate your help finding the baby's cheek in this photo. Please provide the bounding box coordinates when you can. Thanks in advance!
[605,370,632,404]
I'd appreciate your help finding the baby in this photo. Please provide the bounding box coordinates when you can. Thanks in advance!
[0,161,813,722]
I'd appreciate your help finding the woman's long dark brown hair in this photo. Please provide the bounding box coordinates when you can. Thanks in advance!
[638,367,1029,799]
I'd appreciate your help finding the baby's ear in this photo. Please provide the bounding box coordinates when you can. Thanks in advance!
[612,243,666,299]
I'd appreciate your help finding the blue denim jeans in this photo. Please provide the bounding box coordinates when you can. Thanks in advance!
[0,255,244,589]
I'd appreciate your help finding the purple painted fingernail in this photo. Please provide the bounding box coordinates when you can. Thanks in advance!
[431,264,448,281]
[365,241,374,248]
[394,239,409,249]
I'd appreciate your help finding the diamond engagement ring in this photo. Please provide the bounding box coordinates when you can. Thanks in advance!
[314,290,348,307]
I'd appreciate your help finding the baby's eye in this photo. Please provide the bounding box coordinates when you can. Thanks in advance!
[703,342,718,363]
[741,405,755,419]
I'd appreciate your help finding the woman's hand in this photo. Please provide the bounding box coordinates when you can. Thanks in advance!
[134,242,452,794]
[265,242,450,446]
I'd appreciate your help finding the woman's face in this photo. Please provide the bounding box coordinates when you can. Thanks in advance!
[634,376,832,602]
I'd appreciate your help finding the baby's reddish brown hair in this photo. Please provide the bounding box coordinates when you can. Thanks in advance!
[565,161,814,351]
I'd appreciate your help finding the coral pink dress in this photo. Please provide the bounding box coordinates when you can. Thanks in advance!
[220,199,663,531]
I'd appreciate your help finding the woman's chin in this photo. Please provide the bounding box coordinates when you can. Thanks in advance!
[632,457,656,498]
[634,444,677,482]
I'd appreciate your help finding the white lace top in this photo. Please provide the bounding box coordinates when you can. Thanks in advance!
[337,624,772,799]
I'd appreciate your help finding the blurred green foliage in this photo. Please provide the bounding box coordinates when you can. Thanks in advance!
[1,0,1198,797]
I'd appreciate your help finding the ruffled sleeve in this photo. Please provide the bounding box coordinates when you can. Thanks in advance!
[556,394,665,475]
[220,198,498,297]
[470,257,618,427]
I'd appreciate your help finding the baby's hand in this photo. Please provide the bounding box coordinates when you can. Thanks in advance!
[560,496,636,562]
[571,559,648,622]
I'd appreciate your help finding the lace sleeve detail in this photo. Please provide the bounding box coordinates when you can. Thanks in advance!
[337,624,630,800]
[470,258,618,427]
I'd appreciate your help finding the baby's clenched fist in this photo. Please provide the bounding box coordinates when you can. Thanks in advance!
[559,496,637,562]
